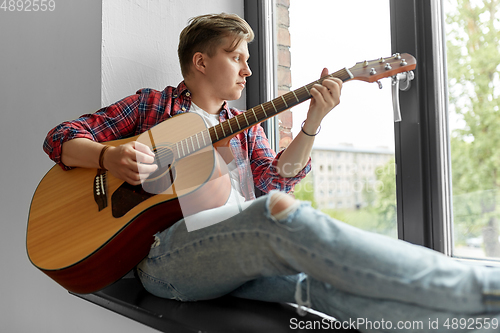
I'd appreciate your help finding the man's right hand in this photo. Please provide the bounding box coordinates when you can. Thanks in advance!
[103,141,158,186]
[61,138,158,186]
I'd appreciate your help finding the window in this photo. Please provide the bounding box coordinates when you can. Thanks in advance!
[445,0,500,261]
[388,0,452,249]
[247,0,485,255]
[276,0,397,237]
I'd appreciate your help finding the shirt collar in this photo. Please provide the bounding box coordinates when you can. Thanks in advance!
[172,81,190,99]
[172,81,235,120]
[219,101,232,120]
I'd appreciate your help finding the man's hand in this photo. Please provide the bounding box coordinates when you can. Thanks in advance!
[276,68,342,178]
[103,141,158,186]
[303,68,343,135]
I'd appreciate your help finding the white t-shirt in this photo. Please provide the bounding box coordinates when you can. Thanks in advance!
[182,103,252,231]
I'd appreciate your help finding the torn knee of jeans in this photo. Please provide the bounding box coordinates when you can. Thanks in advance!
[151,233,161,249]
[268,191,301,221]
[294,273,312,316]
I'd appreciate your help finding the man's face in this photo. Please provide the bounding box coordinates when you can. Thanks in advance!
[203,38,252,102]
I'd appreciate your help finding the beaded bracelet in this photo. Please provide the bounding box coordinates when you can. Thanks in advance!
[301,120,321,137]
[99,145,111,170]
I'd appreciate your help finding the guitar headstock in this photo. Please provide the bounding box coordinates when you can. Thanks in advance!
[348,53,416,83]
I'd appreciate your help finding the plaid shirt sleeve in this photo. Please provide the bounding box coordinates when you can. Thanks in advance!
[43,94,140,170]
[248,124,311,194]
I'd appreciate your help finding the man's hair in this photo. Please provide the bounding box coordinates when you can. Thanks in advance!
[178,13,255,78]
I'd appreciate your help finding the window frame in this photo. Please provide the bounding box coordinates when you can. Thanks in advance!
[244,0,279,151]
[390,0,452,253]
[246,0,455,252]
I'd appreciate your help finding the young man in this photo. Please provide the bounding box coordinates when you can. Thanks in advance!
[44,13,500,332]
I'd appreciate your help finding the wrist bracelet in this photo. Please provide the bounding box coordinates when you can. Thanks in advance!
[301,120,321,137]
[99,145,111,170]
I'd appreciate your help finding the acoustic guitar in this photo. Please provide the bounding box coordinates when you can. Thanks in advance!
[27,54,416,294]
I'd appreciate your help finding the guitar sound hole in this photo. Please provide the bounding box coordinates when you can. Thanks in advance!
[142,145,176,195]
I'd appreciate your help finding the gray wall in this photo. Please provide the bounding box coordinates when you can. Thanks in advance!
[0,0,242,331]
[102,0,246,110]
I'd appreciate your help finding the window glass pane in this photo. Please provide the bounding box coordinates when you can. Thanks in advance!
[276,0,396,237]
[445,0,500,260]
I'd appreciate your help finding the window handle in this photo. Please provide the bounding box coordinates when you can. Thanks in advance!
[391,71,415,122]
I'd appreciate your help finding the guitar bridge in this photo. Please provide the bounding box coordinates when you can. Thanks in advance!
[94,169,108,211]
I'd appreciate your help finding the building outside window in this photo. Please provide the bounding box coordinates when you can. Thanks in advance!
[311,145,393,210]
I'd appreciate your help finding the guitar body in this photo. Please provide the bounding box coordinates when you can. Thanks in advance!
[27,112,231,294]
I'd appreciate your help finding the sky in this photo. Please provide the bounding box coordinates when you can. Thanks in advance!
[288,0,395,150]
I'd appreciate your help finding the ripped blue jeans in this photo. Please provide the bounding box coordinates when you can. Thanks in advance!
[137,191,500,332]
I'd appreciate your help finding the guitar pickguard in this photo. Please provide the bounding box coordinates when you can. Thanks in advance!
[111,164,177,218]
[111,183,154,218]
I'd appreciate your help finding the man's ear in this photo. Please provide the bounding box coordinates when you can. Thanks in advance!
[192,52,207,75]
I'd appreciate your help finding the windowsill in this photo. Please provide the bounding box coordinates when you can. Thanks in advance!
[72,277,359,332]
[453,256,500,268]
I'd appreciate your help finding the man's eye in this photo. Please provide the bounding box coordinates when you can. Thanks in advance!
[234,56,240,61]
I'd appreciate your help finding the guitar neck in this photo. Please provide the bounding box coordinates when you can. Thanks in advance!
[208,67,354,144]
[170,53,416,160]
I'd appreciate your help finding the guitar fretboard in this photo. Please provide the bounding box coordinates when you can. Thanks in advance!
[210,67,353,144]
[172,67,353,160]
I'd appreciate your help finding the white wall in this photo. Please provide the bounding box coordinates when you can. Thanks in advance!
[102,0,246,110]
[0,0,242,332]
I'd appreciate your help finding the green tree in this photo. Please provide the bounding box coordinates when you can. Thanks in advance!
[446,0,500,256]
[293,173,317,208]
[371,158,397,237]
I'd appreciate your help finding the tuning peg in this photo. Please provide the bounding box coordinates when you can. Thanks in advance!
[370,68,377,75]
[363,60,369,67]
[376,80,383,89]
[385,63,392,70]
[400,59,408,66]
[393,53,401,60]
[379,57,385,63]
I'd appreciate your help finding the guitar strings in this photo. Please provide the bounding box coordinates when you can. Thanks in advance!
[209,68,350,144]
[147,129,212,164]
[145,68,352,165]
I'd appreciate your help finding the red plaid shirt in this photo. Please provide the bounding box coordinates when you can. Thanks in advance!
[43,81,310,199]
